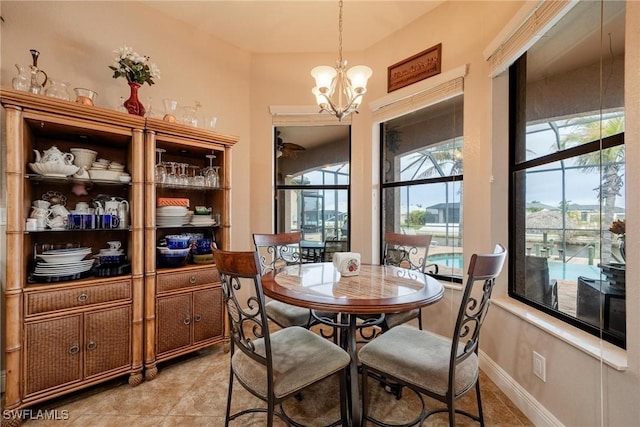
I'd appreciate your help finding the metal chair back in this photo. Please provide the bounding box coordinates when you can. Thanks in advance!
[253,232,302,273]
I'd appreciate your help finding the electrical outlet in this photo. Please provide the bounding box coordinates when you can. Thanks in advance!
[533,351,546,382]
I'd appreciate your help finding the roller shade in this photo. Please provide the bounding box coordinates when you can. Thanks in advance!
[484,0,578,77]
[369,64,466,123]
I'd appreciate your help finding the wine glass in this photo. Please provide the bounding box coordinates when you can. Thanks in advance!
[210,166,220,188]
[155,148,167,183]
[166,162,178,185]
[179,163,190,186]
[204,154,217,187]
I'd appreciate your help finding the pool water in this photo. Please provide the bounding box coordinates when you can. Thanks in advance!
[427,253,602,281]
[427,253,463,269]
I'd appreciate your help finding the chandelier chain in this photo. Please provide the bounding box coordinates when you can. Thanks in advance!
[338,0,344,65]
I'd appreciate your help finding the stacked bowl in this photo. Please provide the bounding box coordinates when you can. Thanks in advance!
[156,206,190,227]
[157,234,191,267]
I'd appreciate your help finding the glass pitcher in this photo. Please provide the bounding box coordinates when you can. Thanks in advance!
[12,64,30,91]
[13,50,48,94]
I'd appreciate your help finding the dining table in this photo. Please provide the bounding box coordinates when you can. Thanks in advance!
[261,262,445,427]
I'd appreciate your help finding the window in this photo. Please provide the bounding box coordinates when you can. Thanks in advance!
[509,1,626,347]
[275,125,350,248]
[381,95,463,278]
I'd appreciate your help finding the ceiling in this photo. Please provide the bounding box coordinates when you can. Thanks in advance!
[142,1,443,54]
[140,1,443,149]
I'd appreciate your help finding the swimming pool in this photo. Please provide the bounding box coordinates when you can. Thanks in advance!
[427,253,602,281]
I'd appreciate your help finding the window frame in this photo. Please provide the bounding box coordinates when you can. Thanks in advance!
[508,54,626,349]
[274,126,351,245]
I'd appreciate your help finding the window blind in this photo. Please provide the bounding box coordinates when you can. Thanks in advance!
[484,0,578,77]
[369,65,466,124]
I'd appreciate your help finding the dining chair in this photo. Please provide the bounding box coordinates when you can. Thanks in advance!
[368,232,434,332]
[358,244,507,426]
[253,232,315,328]
[214,250,350,427]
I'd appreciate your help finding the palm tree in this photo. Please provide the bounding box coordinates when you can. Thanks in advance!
[402,141,464,246]
[558,116,625,263]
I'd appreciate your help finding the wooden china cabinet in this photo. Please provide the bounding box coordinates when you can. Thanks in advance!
[0,89,236,425]
[0,89,145,426]
[143,118,235,379]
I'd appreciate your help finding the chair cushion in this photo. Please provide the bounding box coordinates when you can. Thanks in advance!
[232,326,351,399]
[384,309,419,329]
[358,325,478,396]
[265,300,311,328]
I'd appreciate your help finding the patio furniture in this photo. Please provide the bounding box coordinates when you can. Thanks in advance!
[525,255,558,309]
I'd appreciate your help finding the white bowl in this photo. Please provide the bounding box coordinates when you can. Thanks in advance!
[29,162,79,177]
[70,148,98,169]
[119,175,132,183]
[89,169,122,181]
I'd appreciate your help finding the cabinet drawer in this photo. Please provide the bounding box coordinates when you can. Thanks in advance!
[156,268,220,293]
[25,280,132,317]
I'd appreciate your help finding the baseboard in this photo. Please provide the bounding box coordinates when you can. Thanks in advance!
[479,350,563,427]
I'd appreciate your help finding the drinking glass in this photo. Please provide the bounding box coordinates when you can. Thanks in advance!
[204,154,217,187]
[166,162,178,185]
[155,148,167,183]
[179,163,190,186]
[163,99,179,122]
[210,166,220,188]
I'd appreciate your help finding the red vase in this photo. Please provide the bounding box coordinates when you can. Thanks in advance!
[123,82,146,116]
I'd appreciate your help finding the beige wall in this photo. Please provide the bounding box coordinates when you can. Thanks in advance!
[0,0,253,252]
[1,1,639,425]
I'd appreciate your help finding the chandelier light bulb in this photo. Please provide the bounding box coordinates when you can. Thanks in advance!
[346,65,372,93]
[311,66,338,93]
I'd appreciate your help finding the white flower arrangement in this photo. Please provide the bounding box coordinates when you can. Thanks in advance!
[109,46,160,86]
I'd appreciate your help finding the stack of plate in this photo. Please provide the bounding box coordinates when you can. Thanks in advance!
[191,213,216,226]
[156,206,190,227]
[33,247,94,282]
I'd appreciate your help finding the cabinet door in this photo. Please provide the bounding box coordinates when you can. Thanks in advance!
[157,294,192,354]
[193,288,223,344]
[84,306,132,378]
[24,316,83,396]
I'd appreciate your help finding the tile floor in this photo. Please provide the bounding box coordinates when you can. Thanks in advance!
[18,338,533,427]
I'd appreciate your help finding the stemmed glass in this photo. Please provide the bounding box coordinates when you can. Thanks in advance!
[179,163,189,186]
[210,166,220,188]
[155,148,167,183]
[166,162,178,185]
[204,154,217,187]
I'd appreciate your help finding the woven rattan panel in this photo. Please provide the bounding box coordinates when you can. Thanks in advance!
[84,306,132,378]
[193,288,223,343]
[25,280,132,317]
[156,268,219,294]
[25,315,83,396]
[157,293,192,354]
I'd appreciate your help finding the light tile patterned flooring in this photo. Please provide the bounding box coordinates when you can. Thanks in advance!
[18,337,533,427]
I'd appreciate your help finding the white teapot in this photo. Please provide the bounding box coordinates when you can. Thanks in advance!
[33,145,74,165]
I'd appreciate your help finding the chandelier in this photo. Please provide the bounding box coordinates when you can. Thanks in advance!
[311,0,372,121]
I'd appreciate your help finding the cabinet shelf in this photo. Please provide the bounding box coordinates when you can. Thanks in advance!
[156,183,221,191]
[25,228,131,234]
[27,174,131,187]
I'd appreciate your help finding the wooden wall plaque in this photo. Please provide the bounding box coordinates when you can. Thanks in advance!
[387,43,442,92]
